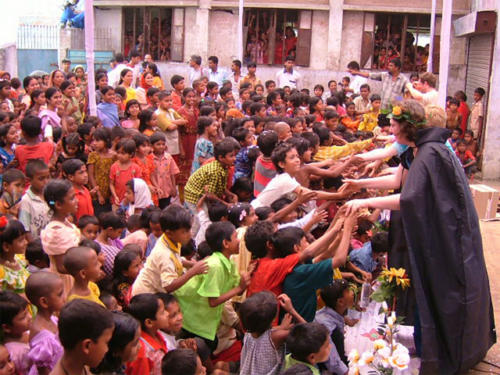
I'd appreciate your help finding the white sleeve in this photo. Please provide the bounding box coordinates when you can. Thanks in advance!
[278,209,316,229]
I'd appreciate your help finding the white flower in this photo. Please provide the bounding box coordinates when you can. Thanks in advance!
[373,339,387,352]
[377,346,391,359]
[348,349,360,365]
[348,367,360,375]
[387,314,396,328]
[381,301,389,312]
[359,351,375,366]
[388,345,411,370]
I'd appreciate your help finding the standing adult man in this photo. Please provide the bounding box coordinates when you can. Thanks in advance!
[276,56,301,90]
[349,58,408,110]
[229,59,243,99]
[405,72,439,107]
[188,55,203,85]
[107,53,128,88]
[346,61,368,95]
[204,56,227,86]
[61,59,72,76]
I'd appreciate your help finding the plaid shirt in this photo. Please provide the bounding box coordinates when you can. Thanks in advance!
[184,160,228,205]
[368,72,409,109]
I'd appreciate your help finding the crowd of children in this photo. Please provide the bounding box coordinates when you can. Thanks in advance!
[0,50,488,375]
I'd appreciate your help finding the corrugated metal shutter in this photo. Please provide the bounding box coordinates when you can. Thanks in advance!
[465,34,493,109]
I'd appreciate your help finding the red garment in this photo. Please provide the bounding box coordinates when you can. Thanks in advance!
[177,105,199,185]
[14,142,55,173]
[74,186,94,220]
[456,149,475,165]
[213,340,242,363]
[109,162,143,203]
[171,91,182,111]
[247,253,301,297]
[133,155,157,205]
[126,331,168,375]
[253,155,277,197]
[458,101,470,135]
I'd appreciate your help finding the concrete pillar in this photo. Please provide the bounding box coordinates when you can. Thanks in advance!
[196,0,211,63]
[480,11,500,179]
[327,0,343,70]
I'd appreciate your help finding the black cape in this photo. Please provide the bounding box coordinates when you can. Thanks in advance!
[400,127,496,374]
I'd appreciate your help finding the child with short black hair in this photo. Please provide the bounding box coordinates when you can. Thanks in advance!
[96,212,125,277]
[132,204,208,295]
[349,231,388,273]
[191,117,218,174]
[233,127,257,182]
[175,222,251,351]
[78,215,100,241]
[315,280,355,375]
[155,91,187,161]
[64,246,106,306]
[25,239,49,273]
[109,139,142,206]
[149,132,180,209]
[155,293,185,350]
[161,348,206,375]
[239,292,305,375]
[19,160,50,240]
[358,94,381,132]
[284,322,331,373]
[62,159,94,220]
[51,299,114,375]
[0,169,25,216]
[25,271,65,375]
[254,130,279,197]
[0,290,31,374]
[126,293,169,375]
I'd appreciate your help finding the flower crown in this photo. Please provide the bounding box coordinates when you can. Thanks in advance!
[382,105,426,127]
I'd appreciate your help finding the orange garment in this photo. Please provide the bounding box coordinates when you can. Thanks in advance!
[341,116,361,131]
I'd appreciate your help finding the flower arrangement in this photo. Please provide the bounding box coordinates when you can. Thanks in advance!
[348,303,411,375]
[370,267,410,311]
[382,105,426,127]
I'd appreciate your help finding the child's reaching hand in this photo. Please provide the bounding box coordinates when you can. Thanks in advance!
[279,313,294,330]
[239,271,251,291]
[178,338,198,352]
[277,294,293,312]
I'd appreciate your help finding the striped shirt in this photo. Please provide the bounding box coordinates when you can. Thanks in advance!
[368,71,408,110]
[253,156,277,197]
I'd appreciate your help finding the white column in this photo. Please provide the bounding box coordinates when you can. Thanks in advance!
[438,0,453,108]
[85,0,97,116]
[237,0,244,61]
[327,0,344,70]
[427,0,437,72]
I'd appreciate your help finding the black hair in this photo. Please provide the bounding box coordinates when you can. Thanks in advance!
[92,311,140,373]
[360,83,370,91]
[227,203,252,228]
[116,138,136,155]
[21,115,42,138]
[181,239,196,258]
[147,87,160,98]
[130,50,141,58]
[63,131,83,153]
[127,214,142,232]
[125,99,141,118]
[286,323,329,363]
[244,221,275,259]
[160,204,192,232]
[255,206,273,221]
[23,76,37,90]
[112,248,141,296]
[197,241,213,259]
[126,293,161,329]
[61,158,85,177]
[161,348,199,375]
[58,299,114,350]
[149,131,166,145]
[2,168,25,185]
[132,133,150,149]
[208,56,219,64]
[0,124,13,148]
[205,221,235,253]
[271,227,305,258]
[265,80,275,89]
[93,127,112,148]
[286,137,309,157]
[232,127,249,143]
[0,290,28,327]
[43,179,73,212]
[219,86,232,98]
[78,215,99,230]
[356,219,373,236]
[474,87,485,97]
[320,279,350,310]
[206,81,218,91]
[231,177,253,198]
[452,127,463,135]
[301,132,320,149]
[138,109,155,133]
[77,122,95,140]
[315,127,331,146]
[239,291,277,334]
[199,106,215,117]
[60,80,73,93]
[270,197,293,213]
[323,176,343,190]
[390,58,402,69]
[170,75,184,87]
[119,69,133,85]
[257,130,278,157]
[25,239,49,268]
[45,87,60,101]
[197,116,215,135]
[271,142,295,172]
[155,292,178,310]
[370,93,381,102]
[207,201,228,222]
[63,246,95,276]
[347,61,361,70]
[249,102,265,116]
[99,212,125,230]
[214,138,236,160]
[371,231,388,254]
[449,98,460,107]
[139,206,160,229]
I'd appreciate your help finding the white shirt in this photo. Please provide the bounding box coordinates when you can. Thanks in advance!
[128,63,142,88]
[251,173,300,209]
[350,75,368,95]
[189,66,203,85]
[405,83,439,107]
[203,67,228,86]
[276,69,301,89]
[107,63,128,88]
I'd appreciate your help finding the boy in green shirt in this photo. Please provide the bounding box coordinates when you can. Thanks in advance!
[175,221,250,350]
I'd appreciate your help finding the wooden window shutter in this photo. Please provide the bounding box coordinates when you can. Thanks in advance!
[296,10,312,67]
[361,32,374,68]
[432,35,440,73]
[171,8,184,62]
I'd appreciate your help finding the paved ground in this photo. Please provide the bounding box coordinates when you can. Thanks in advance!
[468,180,500,374]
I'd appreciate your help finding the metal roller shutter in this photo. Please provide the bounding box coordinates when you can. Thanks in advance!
[465,34,493,109]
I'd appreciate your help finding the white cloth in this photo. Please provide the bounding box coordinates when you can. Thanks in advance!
[127,178,153,217]
[275,69,301,89]
[251,173,300,209]
[189,66,203,85]
[350,75,368,95]
[278,209,316,230]
[107,63,128,88]
[405,83,439,107]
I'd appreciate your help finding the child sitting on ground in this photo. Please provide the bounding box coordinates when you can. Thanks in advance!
[315,280,355,375]
[64,246,106,307]
[239,291,305,375]
[126,293,169,375]
[25,272,65,375]
[50,299,114,375]
[455,139,477,178]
